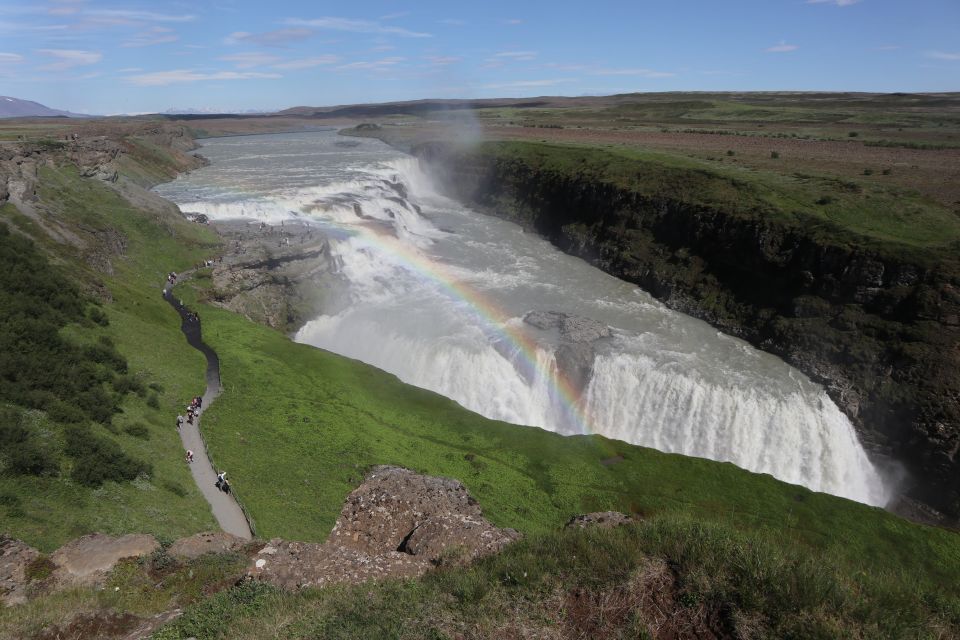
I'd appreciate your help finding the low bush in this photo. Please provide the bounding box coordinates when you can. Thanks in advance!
[114,375,146,397]
[88,305,110,326]
[124,422,150,440]
[64,425,152,487]
[0,407,59,477]
[0,223,135,425]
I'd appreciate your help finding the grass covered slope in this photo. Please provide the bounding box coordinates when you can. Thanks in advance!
[0,134,222,550]
[5,516,957,638]
[179,285,960,597]
[155,518,960,639]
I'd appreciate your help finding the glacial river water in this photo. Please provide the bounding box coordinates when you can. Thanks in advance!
[155,130,891,506]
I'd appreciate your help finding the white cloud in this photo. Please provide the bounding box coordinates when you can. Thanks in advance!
[765,41,798,53]
[220,52,282,68]
[36,48,101,70]
[594,67,674,77]
[285,17,431,38]
[424,55,462,65]
[123,26,178,48]
[874,45,901,51]
[504,18,523,25]
[336,56,405,70]
[379,11,410,20]
[807,0,861,5]
[926,51,960,61]
[85,9,195,23]
[494,50,537,60]
[224,28,313,47]
[439,18,465,26]
[125,69,282,86]
[482,78,573,89]
[272,55,339,69]
[0,52,23,63]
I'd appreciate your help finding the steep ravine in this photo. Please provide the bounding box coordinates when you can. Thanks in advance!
[410,141,960,523]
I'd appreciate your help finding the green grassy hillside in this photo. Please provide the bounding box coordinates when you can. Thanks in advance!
[0,150,221,550]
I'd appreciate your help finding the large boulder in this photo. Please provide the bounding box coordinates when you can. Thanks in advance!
[0,535,40,606]
[49,534,159,588]
[249,466,521,590]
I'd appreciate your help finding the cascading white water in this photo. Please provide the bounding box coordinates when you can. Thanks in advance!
[155,130,891,507]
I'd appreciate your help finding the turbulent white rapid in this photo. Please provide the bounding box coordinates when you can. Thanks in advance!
[155,130,891,506]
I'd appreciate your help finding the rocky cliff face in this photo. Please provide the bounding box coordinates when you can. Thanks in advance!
[413,142,960,522]
[0,124,207,255]
[205,220,333,332]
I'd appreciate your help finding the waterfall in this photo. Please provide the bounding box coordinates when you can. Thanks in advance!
[156,131,892,508]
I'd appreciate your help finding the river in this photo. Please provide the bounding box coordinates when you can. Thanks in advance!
[154,130,890,507]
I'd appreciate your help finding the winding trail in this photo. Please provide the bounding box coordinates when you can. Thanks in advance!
[163,276,253,540]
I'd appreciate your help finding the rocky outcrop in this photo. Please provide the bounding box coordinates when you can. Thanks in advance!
[413,142,960,522]
[248,466,521,590]
[0,535,40,606]
[524,310,612,393]
[167,531,248,560]
[50,533,159,588]
[566,511,635,530]
[208,220,332,331]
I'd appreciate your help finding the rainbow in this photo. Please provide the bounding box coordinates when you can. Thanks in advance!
[308,211,600,438]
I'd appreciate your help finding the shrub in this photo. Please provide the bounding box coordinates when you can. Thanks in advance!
[882,168,892,175]
[0,223,129,426]
[848,131,859,138]
[0,492,24,517]
[770,151,780,159]
[816,195,835,206]
[114,374,146,397]
[726,150,735,156]
[64,425,151,487]
[6,442,59,476]
[88,306,109,326]
[83,343,128,373]
[124,422,150,440]
[146,394,160,409]
[863,168,874,176]
[0,407,59,477]
[45,400,87,424]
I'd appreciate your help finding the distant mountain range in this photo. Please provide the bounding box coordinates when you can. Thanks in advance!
[161,107,274,115]
[0,96,88,118]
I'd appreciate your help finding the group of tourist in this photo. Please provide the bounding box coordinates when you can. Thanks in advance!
[166,265,232,497]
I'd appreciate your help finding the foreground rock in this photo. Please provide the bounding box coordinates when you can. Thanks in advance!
[0,535,40,606]
[50,533,159,588]
[167,531,248,560]
[248,466,521,589]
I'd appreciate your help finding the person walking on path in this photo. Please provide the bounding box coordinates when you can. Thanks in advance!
[185,450,194,463]
[176,414,184,431]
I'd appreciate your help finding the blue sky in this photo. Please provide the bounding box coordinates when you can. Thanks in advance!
[0,0,957,114]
